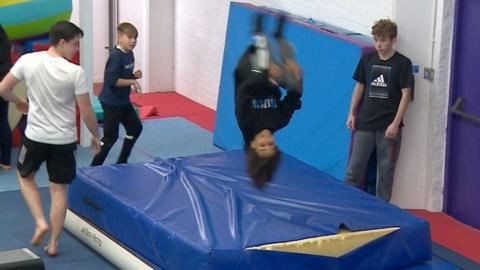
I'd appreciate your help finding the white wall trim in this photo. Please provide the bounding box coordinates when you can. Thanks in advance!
[425,0,455,211]
[79,0,94,147]
[143,0,150,92]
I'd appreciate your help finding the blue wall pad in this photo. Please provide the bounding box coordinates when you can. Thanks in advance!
[68,150,431,270]
[92,95,104,121]
[213,2,374,179]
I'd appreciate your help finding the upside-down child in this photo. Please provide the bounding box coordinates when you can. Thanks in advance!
[234,14,303,188]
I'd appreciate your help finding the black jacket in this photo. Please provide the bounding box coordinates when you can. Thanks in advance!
[234,48,301,144]
[0,25,12,103]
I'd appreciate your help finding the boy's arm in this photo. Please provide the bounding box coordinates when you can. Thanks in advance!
[116,78,138,87]
[0,72,28,113]
[116,78,142,93]
[346,82,365,130]
[385,87,411,139]
[76,93,101,153]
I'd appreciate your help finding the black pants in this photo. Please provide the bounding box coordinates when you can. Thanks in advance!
[90,102,142,166]
[0,98,11,166]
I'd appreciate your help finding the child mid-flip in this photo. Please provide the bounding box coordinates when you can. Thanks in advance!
[234,14,303,188]
[91,22,143,166]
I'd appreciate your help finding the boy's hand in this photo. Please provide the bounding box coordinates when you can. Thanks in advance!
[133,80,142,95]
[91,137,102,155]
[268,77,279,86]
[16,98,29,114]
[385,123,399,139]
[346,114,356,130]
[134,69,143,79]
[268,63,282,80]
[285,60,302,81]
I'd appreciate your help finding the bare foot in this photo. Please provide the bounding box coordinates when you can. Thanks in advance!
[31,224,49,246]
[44,243,58,257]
[0,163,11,171]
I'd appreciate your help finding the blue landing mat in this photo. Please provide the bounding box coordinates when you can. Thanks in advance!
[69,150,431,270]
[0,188,456,270]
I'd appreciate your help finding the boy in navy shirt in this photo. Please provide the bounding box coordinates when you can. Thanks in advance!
[91,22,143,166]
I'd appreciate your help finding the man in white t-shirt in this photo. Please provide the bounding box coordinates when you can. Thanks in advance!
[0,21,101,256]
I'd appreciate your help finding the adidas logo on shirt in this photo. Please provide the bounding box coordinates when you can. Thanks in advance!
[371,74,387,88]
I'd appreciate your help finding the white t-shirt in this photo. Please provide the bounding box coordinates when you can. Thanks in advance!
[10,51,88,144]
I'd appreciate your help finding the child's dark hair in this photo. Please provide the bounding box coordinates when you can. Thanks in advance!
[245,145,281,188]
[117,22,138,38]
[49,21,84,45]
[371,19,397,39]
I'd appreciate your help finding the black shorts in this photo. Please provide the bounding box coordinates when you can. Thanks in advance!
[17,136,77,184]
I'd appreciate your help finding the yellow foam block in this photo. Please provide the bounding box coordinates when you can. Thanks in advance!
[246,227,400,257]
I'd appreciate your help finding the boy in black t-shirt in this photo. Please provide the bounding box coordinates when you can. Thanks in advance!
[91,22,143,166]
[345,19,413,202]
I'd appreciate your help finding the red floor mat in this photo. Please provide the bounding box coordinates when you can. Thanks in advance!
[409,209,480,263]
[137,105,157,119]
[92,85,215,130]
[130,92,215,131]
[184,113,216,132]
[130,92,214,117]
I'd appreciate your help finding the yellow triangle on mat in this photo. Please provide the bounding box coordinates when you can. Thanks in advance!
[246,227,400,257]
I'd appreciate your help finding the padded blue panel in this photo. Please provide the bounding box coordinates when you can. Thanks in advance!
[213,3,374,179]
[68,150,431,270]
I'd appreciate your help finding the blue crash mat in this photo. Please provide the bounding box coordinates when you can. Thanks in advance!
[68,150,431,269]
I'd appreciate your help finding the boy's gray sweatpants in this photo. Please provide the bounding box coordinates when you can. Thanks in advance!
[345,130,402,202]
